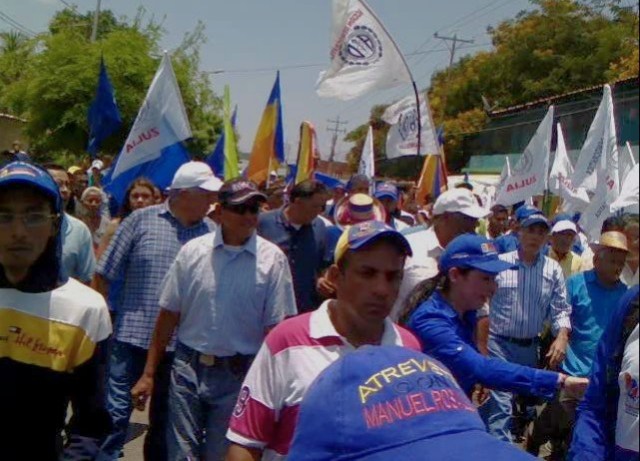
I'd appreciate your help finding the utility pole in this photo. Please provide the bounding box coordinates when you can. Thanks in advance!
[327,116,348,175]
[90,0,102,42]
[434,33,474,113]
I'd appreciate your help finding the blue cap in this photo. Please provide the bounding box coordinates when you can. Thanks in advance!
[0,162,62,213]
[515,205,540,222]
[334,220,412,264]
[552,213,573,226]
[439,234,518,275]
[515,205,549,229]
[374,182,399,201]
[289,346,536,461]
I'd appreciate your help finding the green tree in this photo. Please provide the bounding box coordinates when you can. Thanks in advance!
[0,8,222,164]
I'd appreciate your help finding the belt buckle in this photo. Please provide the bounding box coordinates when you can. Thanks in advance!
[199,354,216,367]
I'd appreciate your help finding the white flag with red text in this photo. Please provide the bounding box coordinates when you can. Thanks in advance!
[550,123,589,212]
[495,106,554,207]
[110,53,192,180]
[316,0,412,100]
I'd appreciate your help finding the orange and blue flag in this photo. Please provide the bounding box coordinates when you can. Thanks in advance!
[247,72,285,184]
[417,154,448,204]
[294,121,318,184]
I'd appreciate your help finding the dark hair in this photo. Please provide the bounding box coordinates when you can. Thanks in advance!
[602,216,626,233]
[398,267,472,326]
[346,174,370,192]
[290,180,328,202]
[119,178,156,218]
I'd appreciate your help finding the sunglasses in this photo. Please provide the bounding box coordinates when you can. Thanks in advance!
[224,202,261,215]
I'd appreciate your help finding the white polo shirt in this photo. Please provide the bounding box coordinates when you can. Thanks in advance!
[226,300,421,460]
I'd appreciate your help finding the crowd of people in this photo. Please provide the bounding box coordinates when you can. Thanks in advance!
[0,156,637,461]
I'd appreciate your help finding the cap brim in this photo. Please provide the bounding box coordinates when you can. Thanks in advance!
[224,190,267,205]
[468,259,518,275]
[374,192,398,201]
[461,205,490,220]
[350,230,413,258]
[198,177,223,192]
[521,217,550,229]
[358,429,535,461]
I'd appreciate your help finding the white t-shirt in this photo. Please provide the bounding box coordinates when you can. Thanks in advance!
[616,323,639,454]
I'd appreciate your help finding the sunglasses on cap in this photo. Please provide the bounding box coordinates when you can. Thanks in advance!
[223,201,261,215]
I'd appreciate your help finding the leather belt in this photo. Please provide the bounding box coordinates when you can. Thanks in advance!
[495,334,540,347]
[197,353,254,376]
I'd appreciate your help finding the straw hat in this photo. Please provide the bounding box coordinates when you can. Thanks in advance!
[591,231,629,253]
[334,193,387,230]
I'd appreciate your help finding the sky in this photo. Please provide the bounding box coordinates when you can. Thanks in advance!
[2,0,534,162]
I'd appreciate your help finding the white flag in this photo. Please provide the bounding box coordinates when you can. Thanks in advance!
[579,87,620,240]
[550,123,590,211]
[495,106,554,207]
[611,163,639,215]
[382,93,439,158]
[358,125,375,179]
[316,0,412,100]
[571,85,616,192]
[111,53,192,180]
[620,141,637,186]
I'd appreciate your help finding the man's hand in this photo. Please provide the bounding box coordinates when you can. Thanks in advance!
[546,333,569,370]
[131,374,154,411]
[471,384,491,407]
[316,276,336,299]
[563,376,589,395]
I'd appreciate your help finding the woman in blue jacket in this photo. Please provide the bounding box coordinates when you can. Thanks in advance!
[569,285,638,461]
[407,234,588,403]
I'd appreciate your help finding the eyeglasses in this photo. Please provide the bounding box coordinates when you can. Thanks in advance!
[0,212,58,229]
[224,202,261,215]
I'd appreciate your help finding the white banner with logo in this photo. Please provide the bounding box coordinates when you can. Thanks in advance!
[495,106,554,207]
[111,53,192,180]
[358,125,375,179]
[550,122,590,212]
[382,94,439,158]
[316,0,412,100]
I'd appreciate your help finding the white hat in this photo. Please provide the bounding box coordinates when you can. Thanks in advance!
[170,161,223,192]
[90,159,104,171]
[551,220,578,235]
[432,189,488,219]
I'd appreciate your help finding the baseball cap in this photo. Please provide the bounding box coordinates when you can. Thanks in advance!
[432,189,488,219]
[0,162,62,213]
[592,231,629,253]
[67,165,82,175]
[334,220,412,265]
[289,345,536,461]
[170,161,223,192]
[439,234,518,275]
[516,206,549,229]
[374,182,399,201]
[551,220,578,235]
[218,178,267,206]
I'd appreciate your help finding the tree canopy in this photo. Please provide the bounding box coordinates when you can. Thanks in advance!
[0,7,222,165]
[344,0,639,177]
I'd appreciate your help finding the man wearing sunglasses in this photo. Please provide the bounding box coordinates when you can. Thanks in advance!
[0,162,112,459]
[132,178,297,461]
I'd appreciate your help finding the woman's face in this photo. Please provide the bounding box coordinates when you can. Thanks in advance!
[451,268,498,311]
[129,185,155,212]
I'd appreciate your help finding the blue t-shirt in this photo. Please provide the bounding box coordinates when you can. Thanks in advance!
[562,270,629,377]
[494,233,519,254]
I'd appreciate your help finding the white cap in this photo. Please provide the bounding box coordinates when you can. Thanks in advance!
[432,189,489,219]
[170,161,223,192]
[552,220,578,235]
[90,159,104,171]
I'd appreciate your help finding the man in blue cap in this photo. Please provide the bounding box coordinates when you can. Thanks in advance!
[479,207,573,442]
[226,221,420,461]
[493,204,539,254]
[374,181,409,231]
[288,345,539,460]
[0,161,112,459]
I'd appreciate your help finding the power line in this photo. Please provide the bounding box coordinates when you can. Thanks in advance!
[0,11,37,37]
[58,0,78,10]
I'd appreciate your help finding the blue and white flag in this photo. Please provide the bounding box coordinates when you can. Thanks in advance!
[105,53,192,204]
[358,125,375,179]
[383,93,439,158]
[87,57,122,157]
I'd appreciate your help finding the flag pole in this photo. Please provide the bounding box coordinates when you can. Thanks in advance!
[412,80,422,158]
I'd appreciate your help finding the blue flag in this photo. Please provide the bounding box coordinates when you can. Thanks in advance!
[103,142,191,206]
[87,58,122,157]
[206,106,238,178]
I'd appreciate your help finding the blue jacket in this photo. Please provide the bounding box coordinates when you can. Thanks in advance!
[570,285,638,461]
[408,291,559,398]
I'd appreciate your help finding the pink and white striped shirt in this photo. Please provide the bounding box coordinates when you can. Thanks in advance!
[226,300,421,460]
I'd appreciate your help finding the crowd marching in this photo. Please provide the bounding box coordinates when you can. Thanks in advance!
[0,0,638,459]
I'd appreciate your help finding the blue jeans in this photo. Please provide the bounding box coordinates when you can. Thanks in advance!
[167,343,247,461]
[479,334,539,443]
[97,340,173,461]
